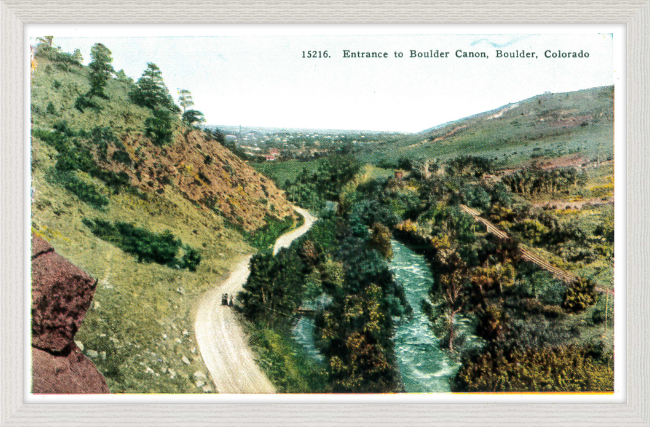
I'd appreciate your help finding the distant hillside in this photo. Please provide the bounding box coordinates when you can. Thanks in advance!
[359,86,614,167]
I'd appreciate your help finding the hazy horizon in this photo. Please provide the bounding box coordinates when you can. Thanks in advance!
[207,83,613,134]
[32,30,614,132]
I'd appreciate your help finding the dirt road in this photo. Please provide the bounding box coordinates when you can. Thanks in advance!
[194,207,316,393]
[273,207,316,255]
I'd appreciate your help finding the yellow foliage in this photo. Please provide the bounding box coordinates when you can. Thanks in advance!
[430,234,451,250]
[395,219,417,233]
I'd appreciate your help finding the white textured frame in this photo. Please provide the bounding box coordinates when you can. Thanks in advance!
[1,2,648,426]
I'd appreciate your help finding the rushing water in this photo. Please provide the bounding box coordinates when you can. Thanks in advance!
[291,239,460,392]
[390,239,458,393]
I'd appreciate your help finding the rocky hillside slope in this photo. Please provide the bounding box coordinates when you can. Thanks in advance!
[30,44,297,393]
[31,56,293,231]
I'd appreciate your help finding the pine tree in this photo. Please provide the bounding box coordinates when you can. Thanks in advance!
[181,109,206,126]
[72,48,83,64]
[177,89,194,113]
[144,109,175,146]
[88,43,114,99]
[130,63,180,113]
[36,36,54,47]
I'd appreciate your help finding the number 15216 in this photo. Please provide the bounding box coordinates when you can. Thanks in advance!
[302,51,330,58]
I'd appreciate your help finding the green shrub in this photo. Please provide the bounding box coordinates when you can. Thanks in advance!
[82,218,201,270]
[144,109,174,146]
[591,294,614,325]
[179,245,202,272]
[34,125,132,194]
[245,214,297,251]
[517,271,566,306]
[112,150,132,166]
[563,277,597,312]
[248,326,328,393]
[74,94,101,113]
[60,173,109,209]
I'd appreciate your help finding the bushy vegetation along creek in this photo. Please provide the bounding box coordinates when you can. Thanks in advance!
[241,154,614,393]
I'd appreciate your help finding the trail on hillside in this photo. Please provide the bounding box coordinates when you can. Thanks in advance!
[194,207,316,393]
[460,204,613,295]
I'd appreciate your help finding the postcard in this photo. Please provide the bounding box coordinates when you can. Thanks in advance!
[27,26,622,400]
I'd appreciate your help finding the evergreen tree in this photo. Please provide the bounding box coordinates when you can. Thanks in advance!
[177,89,194,113]
[72,48,83,64]
[182,109,206,126]
[88,43,114,99]
[36,36,54,47]
[130,63,180,113]
[144,109,175,146]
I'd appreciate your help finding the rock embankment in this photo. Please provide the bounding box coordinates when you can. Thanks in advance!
[31,235,109,394]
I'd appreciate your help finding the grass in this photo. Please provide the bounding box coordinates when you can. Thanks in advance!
[244,322,328,393]
[32,132,253,393]
[32,57,152,138]
[251,158,325,187]
[361,164,394,180]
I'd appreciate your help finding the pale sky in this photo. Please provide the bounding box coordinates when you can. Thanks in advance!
[30,28,615,133]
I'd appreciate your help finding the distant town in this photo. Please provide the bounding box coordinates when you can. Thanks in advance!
[206,125,407,161]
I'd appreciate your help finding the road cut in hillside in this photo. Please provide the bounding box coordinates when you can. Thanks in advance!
[194,206,316,393]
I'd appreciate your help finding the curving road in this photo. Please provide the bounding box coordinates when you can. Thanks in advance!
[194,207,316,393]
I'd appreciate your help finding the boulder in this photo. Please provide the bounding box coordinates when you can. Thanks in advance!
[32,344,109,394]
[31,235,109,394]
[31,235,97,353]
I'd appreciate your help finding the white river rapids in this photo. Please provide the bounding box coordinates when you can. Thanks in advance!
[291,238,461,392]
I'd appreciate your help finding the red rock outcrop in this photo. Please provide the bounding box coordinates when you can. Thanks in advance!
[32,344,109,394]
[31,235,109,394]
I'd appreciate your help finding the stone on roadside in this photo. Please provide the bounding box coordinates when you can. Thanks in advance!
[181,356,191,365]
[75,340,84,351]
[87,349,98,359]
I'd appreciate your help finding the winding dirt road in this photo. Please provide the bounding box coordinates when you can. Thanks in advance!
[194,207,316,393]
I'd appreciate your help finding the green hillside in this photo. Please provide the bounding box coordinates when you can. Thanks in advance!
[30,41,297,393]
[360,86,614,167]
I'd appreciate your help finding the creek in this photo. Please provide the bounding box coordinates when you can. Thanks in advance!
[389,239,458,392]
[290,238,462,392]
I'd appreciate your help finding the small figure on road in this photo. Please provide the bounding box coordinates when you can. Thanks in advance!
[229,296,234,307]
